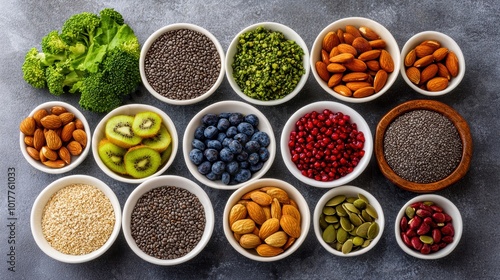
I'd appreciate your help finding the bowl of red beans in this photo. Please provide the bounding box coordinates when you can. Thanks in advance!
[280,101,372,188]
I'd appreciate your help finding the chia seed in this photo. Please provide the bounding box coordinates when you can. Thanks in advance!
[130,186,206,260]
[383,109,463,183]
[144,29,221,100]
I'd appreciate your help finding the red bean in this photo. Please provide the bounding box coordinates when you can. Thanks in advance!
[411,236,423,251]
[442,236,454,244]
[405,228,417,238]
[444,213,453,222]
[431,244,440,252]
[423,217,437,228]
[409,216,422,230]
[431,205,443,213]
[420,244,431,254]
[439,242,448,249]
[416,209,432,218]
[432,212,446,223]
[402,232,412,247]
[432,228,442,243]
[417,222,431,235]
[400,216,408,231]
[441,223,455,236]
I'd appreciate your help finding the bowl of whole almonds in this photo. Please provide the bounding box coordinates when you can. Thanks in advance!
[19,101,91,174]
[401,31,465,96]
[311,17,400,102]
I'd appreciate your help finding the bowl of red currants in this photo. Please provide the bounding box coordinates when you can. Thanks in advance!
[395,194,463,259]
[280,101,373,188]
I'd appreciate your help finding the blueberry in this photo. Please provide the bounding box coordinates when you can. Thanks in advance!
[228,139,243,154]
[237,122,255,136]
[245,140,261,153]
[206,172,221,181]
[204,148,219,162]
[229,113,244,126]
[236,151,248,162]
[234,133,249,144]
[218,112,231,119]
[204,126,219,139]
[222,137,232,147]
[226,126,238,138]
[259,147,270,161]
[244,114,259,127]
[239,161,249,169]
[251,131,271,147]
[219,147,234,162]
[202,113,219,126]
[207,140,222,150]
[191,139,206,151]
[248,152,260,165]
[250,162,264,172]
[197,161,212,175]
[217,118,230,131]
[221,172,231,185]
[217,132,227,143]
[234,168,251,183]
[211,161,226,175]
[189,149,204,165]
[194,125,206,140]
[226,161,239,175]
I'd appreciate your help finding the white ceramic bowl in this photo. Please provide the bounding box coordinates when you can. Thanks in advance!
[280,101,373,188]
[310,17,400,103]
[226,22,310,106]
[400,31,465,96]
[140,23,225,105]
[183,100,276,190]
[122,175,214,265]
[92,104,178,184]
[30,175,121,263]
[395,194,463,259]
[223,178,310,261]
[19,101,91,174]
[313,185,385,257]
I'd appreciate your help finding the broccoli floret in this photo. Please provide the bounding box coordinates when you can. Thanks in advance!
[41,30,68,54]
[99,8,124,25]
[79,72,122,113]
[22,48,47,89]
[60,12,100,45]
[45,61,83,96]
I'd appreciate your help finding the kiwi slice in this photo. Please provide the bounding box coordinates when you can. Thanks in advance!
[132,111,162,138]
[124,145,162,179]
[160,144,173,165]
[105,115,142,148]
[98,139,128,175]
[142,124,172,152]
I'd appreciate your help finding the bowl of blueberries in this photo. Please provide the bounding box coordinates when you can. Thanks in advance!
[183,101,276,190]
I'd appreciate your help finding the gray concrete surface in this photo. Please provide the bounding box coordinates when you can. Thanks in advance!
[1,0,499,279]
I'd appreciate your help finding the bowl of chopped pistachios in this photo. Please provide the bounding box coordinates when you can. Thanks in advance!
[226,22,310,106]
[313,185,384,257]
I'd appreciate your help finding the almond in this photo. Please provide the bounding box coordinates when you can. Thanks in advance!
[420,63,439,84]
[283,236,296,250]
[329,46,340,58]
[357,49,381,61]
[346,81,372,92]
[337,43,357,56]
[436,62,451,80]
[72,129,87,148]
[359,26,380,40]
[426,77,449,91]
[432,47,449,62]
[251,191,273,206]
[368,39,386,49]
[366,60,380,71]
[420,40,441,50]
[404,49,417,67]
[259,217,280,240]
[231,218,256,235]
[40,115,62,129]
[24,136,34,147]
[329,53,354,64]
[67,141,83,156]
[41,146,58,161]
[265,188,290,204]
[336,28,345,44]
[322,31,339,53]
[315,61,330,82]
[280,214,301,238]
[345,25,361,38]
[344,59,367,72]
[61,122,76,142]
[445,51,459,77]
[270,198,282,220]
[406,66,421,85]
[351,37,372,54]
[413,54,434,68]
[264,231,288,248]
[33,109,49,127]
[20,116,36,136]
[33,128,45,150]
[229,203,248,226]
[326,63,346,73]
[42,159,66,168]
[321,49,330,65]
[45,130,62,150]
[58,112,75,125]
[379,49,394,73]
[415,45,435,58]
[342,72,369,82]
[74,118,84,130]
[282,204,301,224]
[342,32,355,45]
[334,85,352,97]
[373,69,388,92]
[255,244,283,257]
[58,146,71,165]
[327,73,344,88]
[239,234,261,249]
[246,201,267,225]
[353,86,375,98]
[26,146,40,161]
[262,206,271,220]
[50,106,67,115]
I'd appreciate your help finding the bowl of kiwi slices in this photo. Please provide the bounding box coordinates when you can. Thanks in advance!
[92,104,178,184]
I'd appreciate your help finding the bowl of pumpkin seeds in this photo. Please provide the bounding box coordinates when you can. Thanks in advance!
[313,185,384,256]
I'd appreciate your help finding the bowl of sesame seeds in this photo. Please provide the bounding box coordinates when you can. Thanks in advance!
[375,99,473,193]
[30,175,121,263]
[140,23,225,105]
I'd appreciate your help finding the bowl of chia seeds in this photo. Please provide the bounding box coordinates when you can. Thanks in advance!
[122,175,215,265]
[375,99,473,193]
[140,23,225,105]
[226,22,310,106]
[30,175,121,263]
[183,100,276,190]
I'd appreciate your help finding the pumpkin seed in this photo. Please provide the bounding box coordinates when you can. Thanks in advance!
[367,222,380,239]
[340,216,353,231]
[323,206,336,215]
[336,205,347,216]
[346,197,357,203]
[361,239,371,248]
[353,199,367,209]
[349,212,363,226]
[358,193,370,204]
[361,210,373,222]
[322,224,337,243]
[335,242,343,251]
[337,228,348,243]
[423,201,434,206]
[324,215,339,224]
[319,213,329,229]
[420,235,434,245]
[342,239,354,254]
[352,236,364,246]
[365,204,378,219]
[405,206,415,219]
[343,203,360,214]
[326,195,346,206]
[356,222,371,238]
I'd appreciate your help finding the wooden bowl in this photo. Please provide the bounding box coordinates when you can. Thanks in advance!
[375,99,472,193]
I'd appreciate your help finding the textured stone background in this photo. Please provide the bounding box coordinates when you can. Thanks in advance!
[1,0,499,279]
